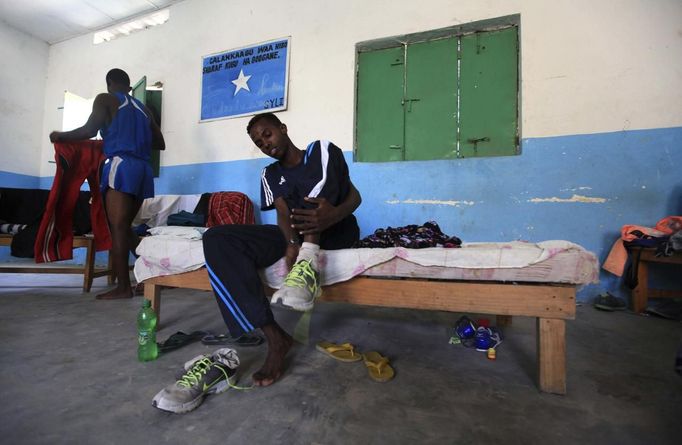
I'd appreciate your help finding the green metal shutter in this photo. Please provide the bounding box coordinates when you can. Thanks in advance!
[355,47,405,162]
[459,27,519,158]
[404,36,458,161]
[132,76,162,177]
[145,90,162,177]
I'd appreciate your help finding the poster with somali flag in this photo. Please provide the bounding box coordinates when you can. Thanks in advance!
[200,37,290,121]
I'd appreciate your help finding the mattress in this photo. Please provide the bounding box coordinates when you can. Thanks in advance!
[134,229,599,288]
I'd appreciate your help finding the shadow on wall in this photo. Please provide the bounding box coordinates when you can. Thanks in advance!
[667,184,682,215]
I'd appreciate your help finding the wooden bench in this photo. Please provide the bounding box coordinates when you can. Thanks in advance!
[630,247,682,313]
[143,268,575,395]
[0,233,113,292]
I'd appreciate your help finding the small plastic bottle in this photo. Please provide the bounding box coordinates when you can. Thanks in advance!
[137,299,159,362]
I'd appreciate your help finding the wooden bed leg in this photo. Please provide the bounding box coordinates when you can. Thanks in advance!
[83,237,95,293]
[144,282,161,325]
[496,315,512,327]
[536,318,566,395]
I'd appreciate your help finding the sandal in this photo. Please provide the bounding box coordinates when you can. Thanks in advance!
[201,333,264,347]
[362,351,395,382]
[315,341,362,362]
[158,331,208,353]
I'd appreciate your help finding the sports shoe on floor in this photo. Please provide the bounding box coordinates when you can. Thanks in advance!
[593,292,627,311]
[152,348,239,413]
[474,327,502,352]
[454,316,477,340]
[271,259,321,312]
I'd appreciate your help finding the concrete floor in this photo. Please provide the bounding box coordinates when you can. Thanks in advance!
[1,274,681,445]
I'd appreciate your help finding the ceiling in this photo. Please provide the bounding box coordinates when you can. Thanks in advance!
[0,0,184,44]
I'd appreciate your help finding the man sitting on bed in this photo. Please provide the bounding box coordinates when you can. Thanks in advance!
[202,112,362,387]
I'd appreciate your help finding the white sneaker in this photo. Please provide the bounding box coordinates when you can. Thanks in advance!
[271,259,321,312]
[152,348,239,413]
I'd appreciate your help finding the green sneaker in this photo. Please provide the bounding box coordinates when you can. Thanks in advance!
[271,259,321,312]
[152,348,239,413]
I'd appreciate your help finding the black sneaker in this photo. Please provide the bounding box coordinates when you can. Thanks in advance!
[593,292,627,311]
[152,348,239,413]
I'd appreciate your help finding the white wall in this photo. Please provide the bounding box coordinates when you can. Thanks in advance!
[521,0,682,137]
[0,20,49,177]
[40,0,682,176]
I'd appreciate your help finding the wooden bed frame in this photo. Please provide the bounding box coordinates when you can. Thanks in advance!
[629,247,682,313]
[0,233,113,292]
[143,268,575,395]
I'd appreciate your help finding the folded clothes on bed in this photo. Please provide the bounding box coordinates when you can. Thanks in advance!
[133,194,203,228]
[147,226,208,239]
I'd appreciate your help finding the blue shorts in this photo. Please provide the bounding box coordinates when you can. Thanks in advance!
[101,155,154,200]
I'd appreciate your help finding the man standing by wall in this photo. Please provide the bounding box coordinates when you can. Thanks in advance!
[50,68,165,300]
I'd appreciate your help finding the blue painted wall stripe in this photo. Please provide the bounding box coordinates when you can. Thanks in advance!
[0,171,40,189]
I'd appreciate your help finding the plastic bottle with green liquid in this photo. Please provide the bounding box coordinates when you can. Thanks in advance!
[137,299,159,361]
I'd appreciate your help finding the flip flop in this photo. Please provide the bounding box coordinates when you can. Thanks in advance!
[315,341,362,362]
[201,333,264,347]
[362,351,395,382]
[158,331,207,353]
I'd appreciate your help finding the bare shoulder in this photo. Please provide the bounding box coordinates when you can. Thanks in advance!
[93,92,120,108]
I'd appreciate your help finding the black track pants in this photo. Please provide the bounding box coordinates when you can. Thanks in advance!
[202,224,287,336]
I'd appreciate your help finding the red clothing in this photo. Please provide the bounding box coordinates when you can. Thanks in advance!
[207,192,255,227]
[35,141,112,263]
[603,216,682,276]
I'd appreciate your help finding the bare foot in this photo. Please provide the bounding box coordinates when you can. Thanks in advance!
[95,287,133,300]
[253,323,293,387]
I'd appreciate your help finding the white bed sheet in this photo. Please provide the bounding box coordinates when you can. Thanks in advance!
[134,235,598,288]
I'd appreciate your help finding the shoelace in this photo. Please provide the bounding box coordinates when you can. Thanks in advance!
[177,356,254,391]
[177,357,214,388]
[283,260,318,290]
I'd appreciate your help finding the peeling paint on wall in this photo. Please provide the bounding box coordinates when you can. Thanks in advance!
[528,194,607,203]
[560,186,592,192]
[386,199,475,207]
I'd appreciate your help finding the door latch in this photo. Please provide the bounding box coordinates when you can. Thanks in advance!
[466,137,490,152]
[404,98,420,112]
